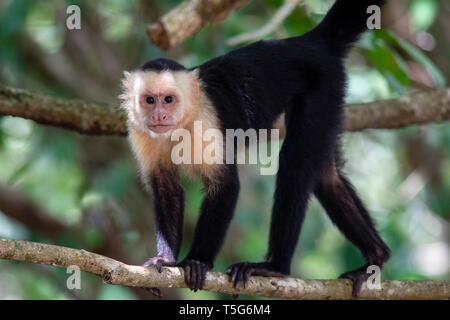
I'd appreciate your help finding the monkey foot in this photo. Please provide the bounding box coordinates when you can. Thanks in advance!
[177,259,212,292]
[226,262,286,289]
[142,255,175,297]
[339,264,371,297]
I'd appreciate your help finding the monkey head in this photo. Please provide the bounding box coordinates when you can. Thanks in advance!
[120,59,200,138]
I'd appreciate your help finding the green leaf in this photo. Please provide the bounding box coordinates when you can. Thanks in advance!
[365,35,410,94]
[395,37,446,88]
[376,30,446,88]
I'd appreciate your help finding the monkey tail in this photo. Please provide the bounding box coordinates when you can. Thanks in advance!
[311,0,386,56]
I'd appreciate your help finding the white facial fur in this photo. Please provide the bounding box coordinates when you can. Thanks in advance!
[119,69,199,138]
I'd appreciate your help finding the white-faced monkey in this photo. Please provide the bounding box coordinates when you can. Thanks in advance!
[120,0,390,297]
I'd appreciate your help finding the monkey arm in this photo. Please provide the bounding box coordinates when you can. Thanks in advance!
[178,164,240,291]
[146,168,185,265]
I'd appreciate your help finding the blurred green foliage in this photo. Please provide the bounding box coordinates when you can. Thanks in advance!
[0,0,449,300]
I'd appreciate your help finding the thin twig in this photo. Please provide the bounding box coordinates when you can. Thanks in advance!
[227,0,303,46]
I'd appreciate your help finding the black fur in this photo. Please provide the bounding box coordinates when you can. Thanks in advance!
[149,168,184,263]
[141,0,390,296]
[139,58,186,72]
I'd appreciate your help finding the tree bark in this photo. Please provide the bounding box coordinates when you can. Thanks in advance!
[1,86,449,136]
[146,0,251,50]
[0,238,448,299]
[345,88,450,131]
[0,86,127,135]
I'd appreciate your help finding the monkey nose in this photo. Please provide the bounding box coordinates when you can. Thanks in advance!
[151,114,168,122]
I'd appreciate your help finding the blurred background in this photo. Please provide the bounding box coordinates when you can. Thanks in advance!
[0,0,449,299]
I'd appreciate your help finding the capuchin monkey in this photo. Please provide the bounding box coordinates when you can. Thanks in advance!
[120,0,390,297]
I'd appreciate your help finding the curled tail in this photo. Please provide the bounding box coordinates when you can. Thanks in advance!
[312,0,386,56]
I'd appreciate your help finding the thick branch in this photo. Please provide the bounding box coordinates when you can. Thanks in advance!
[345,88,450,131]
[146,0,250,50]
[0,239,448,299]
[0,86,127,135]
[1,86,449,135]
[0,186,169,300]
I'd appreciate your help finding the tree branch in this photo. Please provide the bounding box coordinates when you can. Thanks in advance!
[0,86,127,136]
[0,185,71,239]
[146,0,251,50]
[1,85,449,135]
[0,186,172,300]
[227,0,303,46]
[345,88,450,131]
[0,238,448,299]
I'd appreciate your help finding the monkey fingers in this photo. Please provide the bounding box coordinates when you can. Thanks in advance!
[339,264,371,298]
[177,259,211,292]
[141,287,163,297]
[142,256,175,297]
[226,262,286,289]
[143,255,175,272]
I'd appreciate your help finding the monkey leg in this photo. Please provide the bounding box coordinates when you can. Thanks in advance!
[227,100,336,289]
[314,161,390,297]
[226,161,312,289]
[179,165,240,292]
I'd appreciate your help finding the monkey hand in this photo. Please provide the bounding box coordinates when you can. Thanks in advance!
[177,259,212,292]
[226,262,286,289]
[141,255,176,297]
[339,264,372,298]
[143,255,175,272]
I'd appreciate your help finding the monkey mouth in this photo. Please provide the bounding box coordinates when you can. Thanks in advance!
[148,124,175,134]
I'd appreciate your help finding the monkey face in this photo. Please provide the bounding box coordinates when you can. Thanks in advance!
[120,69,200,138]
[138,86,181,134]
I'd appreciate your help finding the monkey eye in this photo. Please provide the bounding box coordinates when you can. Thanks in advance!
[164,96,174,104]
[146,96,155,104]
